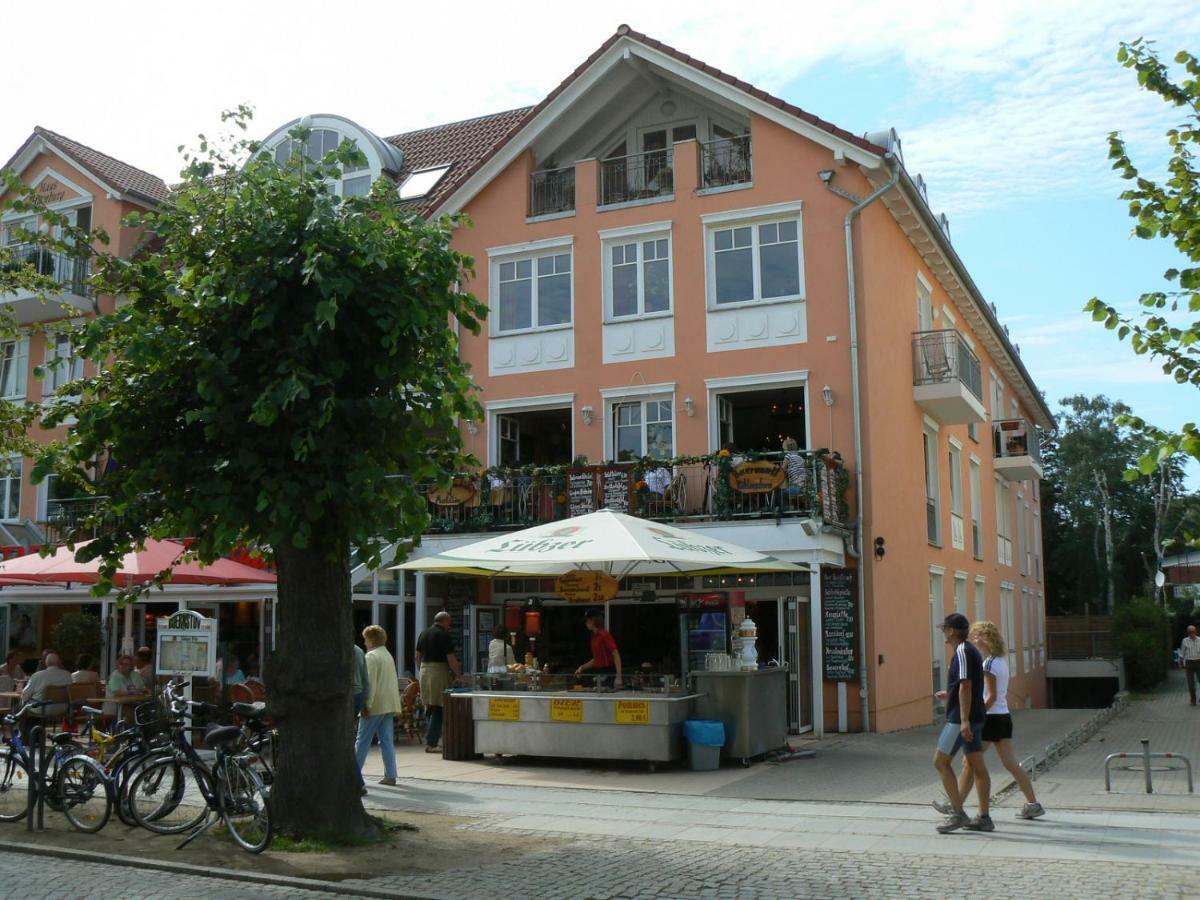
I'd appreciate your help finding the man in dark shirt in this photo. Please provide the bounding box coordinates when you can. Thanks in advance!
[415,611,461,752]
[575,608,623,690]
[932,612,992,833]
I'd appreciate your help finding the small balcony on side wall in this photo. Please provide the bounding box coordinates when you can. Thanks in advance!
[0,243,92,324]
[912,329,986,425]
[993,418,1043,481]
[529,166,576,218]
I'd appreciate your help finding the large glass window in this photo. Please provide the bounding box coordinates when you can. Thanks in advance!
[0,456,21,521]
[496,251,572,333]
[273,128,369,196]
[609,237,670,318]
[0,338,28,400]
[612,399,673,460]
[923,427,941,545]
[711,218,801,305]
[46,333,84,394]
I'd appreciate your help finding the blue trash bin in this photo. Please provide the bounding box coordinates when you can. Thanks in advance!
[684,719,725,771]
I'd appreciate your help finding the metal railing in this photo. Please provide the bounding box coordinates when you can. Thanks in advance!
[700,135,752,189]
[1046,629,1118,659]
[1105,740,1193,794]
[0,242,90,296]
[912,329,983,400]
[529,166,575,217]
[418,450,849,535]
[41,495,115,544]
[599,149,674,206]
[993,418,1042,464]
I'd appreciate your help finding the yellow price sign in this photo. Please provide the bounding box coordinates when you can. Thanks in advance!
[488,697,521,721]
[614,700,650,725]
[550,699,583,723]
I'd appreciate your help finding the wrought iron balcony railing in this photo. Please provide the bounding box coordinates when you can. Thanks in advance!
[529,166,575,217]
[700,135,752,189]
[912,329,983,400]
[599,149,674,206]
[41,495,117,545]
[0,242,90,296]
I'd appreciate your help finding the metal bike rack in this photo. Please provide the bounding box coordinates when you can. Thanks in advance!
[1104,738,1194,794]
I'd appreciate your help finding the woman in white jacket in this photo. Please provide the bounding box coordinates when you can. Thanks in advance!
[487,623,516,674]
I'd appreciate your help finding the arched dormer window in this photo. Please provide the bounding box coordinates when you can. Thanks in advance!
[260,114,404,198]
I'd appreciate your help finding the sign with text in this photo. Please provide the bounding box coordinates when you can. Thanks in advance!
[601,468,630,513]
[568,471,596,517]
[614,700,650,725]
[550,698,583,723]
[155,612,218,677]
[556,569,619,604]
[727,461,787,494]
[821,567,858,682]
[488,697,521,721]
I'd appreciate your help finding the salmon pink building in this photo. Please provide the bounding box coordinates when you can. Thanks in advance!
[323,26,1053,736]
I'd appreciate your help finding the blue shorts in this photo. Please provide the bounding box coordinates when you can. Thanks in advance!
[937,721,984,756]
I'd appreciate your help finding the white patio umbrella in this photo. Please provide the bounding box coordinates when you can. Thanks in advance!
[393,508,806,578]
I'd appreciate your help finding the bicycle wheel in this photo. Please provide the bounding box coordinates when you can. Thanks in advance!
[56,756,112,833]
[0,748,31,823]
[245,731,276,789]
[127,757,207,834]
[220,758,272,853]
[113,749,160,828]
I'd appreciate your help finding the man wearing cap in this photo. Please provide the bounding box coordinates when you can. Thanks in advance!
[932,612,992,833]
[576,608,623,690]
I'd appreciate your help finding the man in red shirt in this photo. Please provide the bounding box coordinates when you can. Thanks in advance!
[575,608,623,690]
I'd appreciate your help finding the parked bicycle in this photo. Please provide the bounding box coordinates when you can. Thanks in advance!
[125,687,272,852]
[0,700,111,832]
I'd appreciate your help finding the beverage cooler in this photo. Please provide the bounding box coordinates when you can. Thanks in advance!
[678,592,742,677]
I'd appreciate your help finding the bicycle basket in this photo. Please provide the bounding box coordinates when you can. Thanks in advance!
[134,701,171,740]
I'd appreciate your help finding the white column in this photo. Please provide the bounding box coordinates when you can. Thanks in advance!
[414,573,428,660]
[810,563,825,739]
[121,604,135,655]
[397,571,407,677]
[100,600,112,676]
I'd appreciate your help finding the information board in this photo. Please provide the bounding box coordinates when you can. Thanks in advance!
[568,471,595,517]
[602,469,630,513]
[821,567,858,681]
[155,611,218,677]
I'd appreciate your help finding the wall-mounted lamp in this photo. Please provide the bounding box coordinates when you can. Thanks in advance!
[581,405,594,426]
[873,536,887,561]
[465,420,479,436]
[817,169,835,184]
[684,397,695,417]
[822,385,834,407]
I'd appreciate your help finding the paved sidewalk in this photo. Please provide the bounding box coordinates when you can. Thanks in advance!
[1018,668,1200,813]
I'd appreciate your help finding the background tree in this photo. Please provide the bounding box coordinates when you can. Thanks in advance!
[1084,40,1200,505]
[34,110,486,840]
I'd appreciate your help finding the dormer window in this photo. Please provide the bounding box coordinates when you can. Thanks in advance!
[261,115,405,200]
[272,128,371,197]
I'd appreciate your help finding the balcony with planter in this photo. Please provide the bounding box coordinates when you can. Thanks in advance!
[0,242,92,324]
[993,418,1043,481]
[912,329,986,425]
[598,148,674,208]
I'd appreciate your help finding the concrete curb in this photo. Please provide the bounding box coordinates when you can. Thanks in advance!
[0,837,433,899]
[994,692,1131,802]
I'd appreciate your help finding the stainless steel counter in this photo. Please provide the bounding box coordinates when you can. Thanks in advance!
[462,690,700,763]
[690,668,789,765]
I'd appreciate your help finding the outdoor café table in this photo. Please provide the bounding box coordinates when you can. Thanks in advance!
[87,694,150,724]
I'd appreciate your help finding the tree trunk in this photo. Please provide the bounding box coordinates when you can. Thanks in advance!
[1093,470,1115,614]
[266,540,379,840]
[1152,461,1172,605]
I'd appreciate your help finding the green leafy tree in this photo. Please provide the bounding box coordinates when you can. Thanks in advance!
[1084,39,1200,488]
[34,109,486,839]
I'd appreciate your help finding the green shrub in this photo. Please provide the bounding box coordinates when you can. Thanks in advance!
[1114,598,1170,690]
[51,611,103,670]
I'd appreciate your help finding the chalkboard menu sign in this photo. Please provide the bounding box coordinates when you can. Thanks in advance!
[821,567,858,682]
[568,471,595,518]
[602,468,630,513]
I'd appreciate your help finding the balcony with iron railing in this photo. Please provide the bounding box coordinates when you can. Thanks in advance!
[0,242,92,324]
[416,449,850,536]
[912,329,986,425]
[529,166,576,218]
[993,418,1043,482]
[599,148,674,207]
[41,495,118,545]
[700,135,752,190]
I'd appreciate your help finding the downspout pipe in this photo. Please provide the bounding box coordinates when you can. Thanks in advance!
[832,152,900,734]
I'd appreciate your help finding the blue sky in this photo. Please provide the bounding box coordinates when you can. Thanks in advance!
[3,1,1198,482]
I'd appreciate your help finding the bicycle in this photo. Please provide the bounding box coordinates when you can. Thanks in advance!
[0,701,112,833]
[74,701,174,827]
[126,693,272,853]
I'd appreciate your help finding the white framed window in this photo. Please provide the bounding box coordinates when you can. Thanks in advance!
[1000,583,1017,671]
[923,425,941,546]
[948,440,964,551]
[607,235,671,319]
[1033,510,1042,582]
[272,127,373,196]
[974,576,986,622]
[995,476,1013,566]
[990,372,1005,422]
[969,456,983,560]
[0,337,29,401]
[1022,587,1033,671]
[0,456,21,522]
[929,567,946,701]
[1037,591,1045,665]
[45,333,84,394]
[954,572,968,617]
[492,248,573,334]
[1017,491,1027,575]
[705,207,804,308]
[917,273,934,332]
[612,398,674,461]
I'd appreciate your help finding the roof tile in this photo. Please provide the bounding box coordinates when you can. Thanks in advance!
[32,127,168,204]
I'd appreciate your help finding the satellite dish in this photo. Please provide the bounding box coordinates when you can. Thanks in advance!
[1155,570,1166,588]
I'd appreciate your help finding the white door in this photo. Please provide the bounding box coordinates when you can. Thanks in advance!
[929,572,945,718]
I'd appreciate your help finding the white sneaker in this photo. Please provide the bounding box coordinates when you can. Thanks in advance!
[1017,802,1045,819]
[931,798,953,815]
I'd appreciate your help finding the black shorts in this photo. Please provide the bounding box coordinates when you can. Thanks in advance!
[982,713,1013,742]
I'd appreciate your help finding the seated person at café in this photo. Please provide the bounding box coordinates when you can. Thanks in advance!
[135,646,154,686]
[222,654,247,686]
[0,650,25,687]
[21,652,72,723]
[71,653,102,685]
[105,654,146,718]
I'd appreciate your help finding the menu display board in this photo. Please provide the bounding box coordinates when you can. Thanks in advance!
[568,471,595,517]
[614,700,650,724]
[602,469,630,513]
[821,567,858,682]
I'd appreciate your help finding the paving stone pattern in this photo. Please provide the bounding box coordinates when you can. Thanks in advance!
[0,850,342,899]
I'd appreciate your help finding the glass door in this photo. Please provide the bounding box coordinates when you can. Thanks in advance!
[781,596,812,733]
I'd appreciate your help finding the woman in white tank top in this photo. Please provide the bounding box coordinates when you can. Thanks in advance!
[937,621,1045,820]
